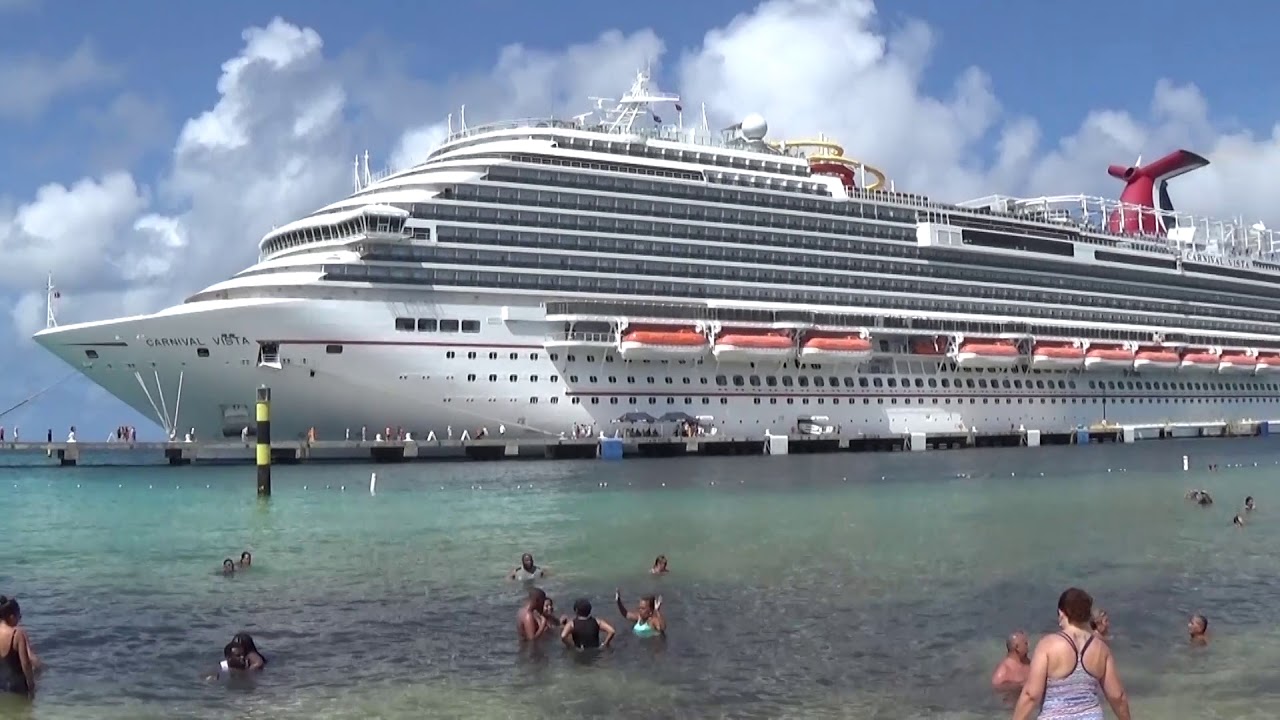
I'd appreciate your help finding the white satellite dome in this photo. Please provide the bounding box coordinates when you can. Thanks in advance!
[740,113,768,141]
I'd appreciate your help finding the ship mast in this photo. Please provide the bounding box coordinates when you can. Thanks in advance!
[45,272,59,329]
[600,68,681,135]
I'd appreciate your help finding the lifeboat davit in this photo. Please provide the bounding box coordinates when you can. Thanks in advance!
[1255,353,1280,374]
[798,333,873,363]
[1132,347,1180,372]
[1180,350,1219,372]
[1084,345,1134,370]
[1218,351,1256,374]
[953,339,1020,369]
[910,337,946,355]
[712,330,793,363]
[1031,341,1084,370]
[618,326,708,360]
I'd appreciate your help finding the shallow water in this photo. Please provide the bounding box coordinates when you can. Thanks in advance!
[3,438,1280,718]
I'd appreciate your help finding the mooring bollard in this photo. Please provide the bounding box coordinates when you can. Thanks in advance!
[256,386,271,496]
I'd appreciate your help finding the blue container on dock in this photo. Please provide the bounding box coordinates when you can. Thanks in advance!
[599,438,624,460]
[1075,428,1090,446]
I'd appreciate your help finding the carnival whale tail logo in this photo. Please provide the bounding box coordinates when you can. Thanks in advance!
[1105,149,1209,236]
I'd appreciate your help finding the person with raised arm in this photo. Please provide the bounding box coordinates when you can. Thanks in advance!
[615,588,666,638]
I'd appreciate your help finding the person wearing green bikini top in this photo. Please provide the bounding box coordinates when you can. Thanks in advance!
[615,589,666,638]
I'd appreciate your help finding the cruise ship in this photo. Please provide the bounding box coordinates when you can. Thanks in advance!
[33,70,1280,442]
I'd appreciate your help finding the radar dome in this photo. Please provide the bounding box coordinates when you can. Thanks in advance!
[740,113,768,141]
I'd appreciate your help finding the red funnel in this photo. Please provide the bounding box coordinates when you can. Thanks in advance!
[1105,150,1208,236]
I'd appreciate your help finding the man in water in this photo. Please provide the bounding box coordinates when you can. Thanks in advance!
[560,598,616,651]
[509,553,546,581]
[1188,614,1209,645]
[990,631,1030,689]
[517,588,551,641]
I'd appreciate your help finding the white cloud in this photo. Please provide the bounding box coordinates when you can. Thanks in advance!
[5,0,1280,349]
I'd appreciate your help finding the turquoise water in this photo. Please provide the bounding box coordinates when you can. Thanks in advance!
[4,439,1280,718]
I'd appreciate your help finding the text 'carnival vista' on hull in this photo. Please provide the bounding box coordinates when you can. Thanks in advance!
[32,70,1280,442]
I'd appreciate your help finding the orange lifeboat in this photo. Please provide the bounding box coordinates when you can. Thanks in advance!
[618,326,708,360]
[1217,351,1256,374]
[1256,352,1280,374]
[712,330,793,362]
[1179,349,1219,372]
[910,337,946,355]
[953,339,1020,369]
[1084,344,1134,370]
[1031,341,1084,370]
[798,333,873,363]
[1132,346,1180,372]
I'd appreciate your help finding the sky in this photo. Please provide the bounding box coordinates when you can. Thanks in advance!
[2,0,1280,438]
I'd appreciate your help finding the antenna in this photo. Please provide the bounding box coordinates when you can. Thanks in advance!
[460,104,467,131]
[447,112,453,135]
[353,156,361,192]
[700,102,709,132]
[363,150,372,187]
[45,273,59,329]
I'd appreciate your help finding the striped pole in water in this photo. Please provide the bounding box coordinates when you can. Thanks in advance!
[256,386,271,497]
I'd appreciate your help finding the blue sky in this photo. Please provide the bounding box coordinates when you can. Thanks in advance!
[1,0,1278,439]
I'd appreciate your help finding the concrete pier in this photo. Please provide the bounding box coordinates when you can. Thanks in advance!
[0,419,1263,468]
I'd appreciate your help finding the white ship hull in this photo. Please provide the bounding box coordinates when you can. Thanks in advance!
[34,293,1280,441]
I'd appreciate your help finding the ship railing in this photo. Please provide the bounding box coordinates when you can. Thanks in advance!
[435,117,726,152]
[544,331,618,345]
[952,193,1280,262]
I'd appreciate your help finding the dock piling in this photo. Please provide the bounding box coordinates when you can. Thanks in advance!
[256,386,271,497]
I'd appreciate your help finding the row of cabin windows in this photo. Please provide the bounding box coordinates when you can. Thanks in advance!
[324,265,1276,339]
[486,396,1272,407]
[394,317,482,333]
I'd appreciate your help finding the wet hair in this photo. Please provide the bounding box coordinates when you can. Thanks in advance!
[527,587,547,608]
[653,555,666,566]
[1057,587,1093,625]
[640,594,658,609]
[231,632,267,665]
[0,596,18,622]
[223,642,247,669]
[240,551,252,562]
[573,598,592,617]
[1192,614,1208,631]
[223,558,235,568]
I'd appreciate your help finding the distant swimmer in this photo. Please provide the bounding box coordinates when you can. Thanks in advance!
[1013,587,1131,720]
[1197,491,1214,506]
[991,630,1030,690]
[221,559,236,576]
[239,551,253,568]
[517,588,551,642]
[206,641,247,681]
[651,555,669,575]
[1245,496,1256,512]
[1233,514,1245,527]
[1188,614,1209,646]
[1091,609,1110,640]
[615,589,666,638]
[560,598,616,651]
[509,553,546,581]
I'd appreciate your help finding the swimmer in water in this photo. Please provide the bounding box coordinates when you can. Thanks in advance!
[991,630,1031,690]
[542,597,569,628]
[1233,514,1245,527]
[1198,491,1214,506]
[1091,609,1111,640]
[221,559,235,575]
[230,632,267,670]
[239,551,252,568]
[1245,496,1256,512]
[651,555,669,574]
[615,589,666,638]
[0,596,38,699]
[206,642,247,681]
[517,588,551,641]
[1188,614,1209,645]
[561,598,616,651]
[509,553,546,581]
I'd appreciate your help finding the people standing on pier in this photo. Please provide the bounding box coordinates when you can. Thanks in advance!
[1012,587,1130,720]
[0,596,39,699]
[509,553,546,581]
[45,429,51,443]
[561,598,616,651]
[0,427,5,442]
[1188,614,1209,645]
[615,590,666,638]
[991,631,1030,690]
[517,588,551,641]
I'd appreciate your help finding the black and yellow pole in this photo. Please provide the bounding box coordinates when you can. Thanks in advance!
[255,386,271,496]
